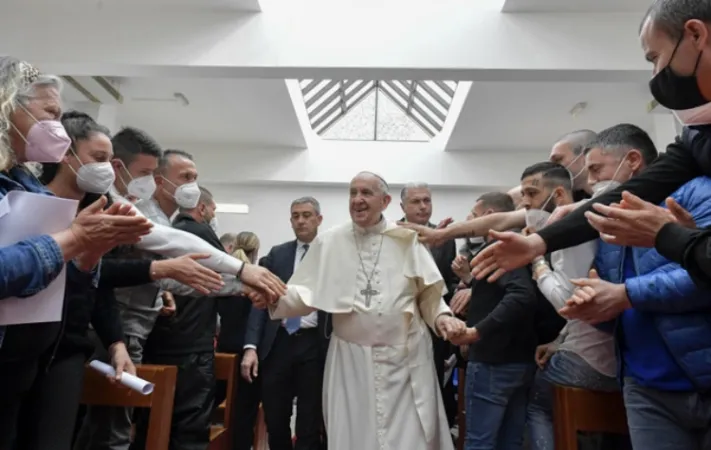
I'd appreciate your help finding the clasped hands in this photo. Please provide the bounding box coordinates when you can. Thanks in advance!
[558,268,631,324]
[585,191,695,247]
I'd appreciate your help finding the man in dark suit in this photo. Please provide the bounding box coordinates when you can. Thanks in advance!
[399,182,458,427]
[242,196,331,450]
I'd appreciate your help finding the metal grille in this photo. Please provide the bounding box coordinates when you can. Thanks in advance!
[299,80,458,140]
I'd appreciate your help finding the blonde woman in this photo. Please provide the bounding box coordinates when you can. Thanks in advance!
[0,56,152,447]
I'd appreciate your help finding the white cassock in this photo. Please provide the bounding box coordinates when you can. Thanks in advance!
[269,219,454,450]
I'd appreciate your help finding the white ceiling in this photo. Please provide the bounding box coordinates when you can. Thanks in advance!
[63,78,306,148]
[3,0,260,10]
[446,81,656,151]
[502,0,652,12]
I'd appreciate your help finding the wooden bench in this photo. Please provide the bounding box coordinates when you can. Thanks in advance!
[80,364,177,450]
[209,353,239,450]
[553,385,629,450]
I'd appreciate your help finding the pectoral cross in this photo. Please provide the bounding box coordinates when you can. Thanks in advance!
[360,282,379,307]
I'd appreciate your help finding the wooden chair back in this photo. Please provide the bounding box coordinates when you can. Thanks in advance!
[80,364,177,450]
[553,385,629,450]
[209,353,239,450]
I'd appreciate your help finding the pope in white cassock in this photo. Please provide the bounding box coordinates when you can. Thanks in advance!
[247,171,467,450]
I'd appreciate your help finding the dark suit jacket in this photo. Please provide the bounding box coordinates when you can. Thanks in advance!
[244,240,331,363]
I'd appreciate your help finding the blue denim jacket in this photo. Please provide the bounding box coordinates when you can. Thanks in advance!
[0,166,66,348]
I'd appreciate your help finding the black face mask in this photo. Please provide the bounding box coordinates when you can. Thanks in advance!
[649,35,707,110]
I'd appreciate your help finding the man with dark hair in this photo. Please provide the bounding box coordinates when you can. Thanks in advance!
[452,192,540,450]
[469,0,711,294]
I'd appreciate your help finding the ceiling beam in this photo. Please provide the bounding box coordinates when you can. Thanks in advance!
[0,4,649,82]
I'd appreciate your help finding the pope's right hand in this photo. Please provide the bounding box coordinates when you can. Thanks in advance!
[470,231,545,282]
[239,265,286,300]
[242,284,270,309]
[71,196,153,254]
[240,349,259,383]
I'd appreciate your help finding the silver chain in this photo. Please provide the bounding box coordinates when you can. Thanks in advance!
[352,227,385,287]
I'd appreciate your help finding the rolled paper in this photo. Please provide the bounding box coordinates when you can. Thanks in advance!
[89,360,154,395]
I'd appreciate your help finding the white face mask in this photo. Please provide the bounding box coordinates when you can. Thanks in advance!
[209,217,219,233]
[565,151,585,187]
[127,175,157,201]
[525,191,555,231]
[75,161,116,194]
[673,102,711,126]
[173,181,201,209]
[591,180,622,198]
[589,156,628,198]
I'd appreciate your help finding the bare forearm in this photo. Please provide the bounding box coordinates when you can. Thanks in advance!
[443,210,526,240]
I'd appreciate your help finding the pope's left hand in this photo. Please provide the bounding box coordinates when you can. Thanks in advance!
[558,269,631,324]
[585,191,695,248]
[436,315,466,341]
[109,342,136,383]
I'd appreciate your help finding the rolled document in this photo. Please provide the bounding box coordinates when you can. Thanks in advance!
[89,360,154,395]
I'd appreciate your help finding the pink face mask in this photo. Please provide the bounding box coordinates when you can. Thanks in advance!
[23,120,72,163]
[673,102,711,126]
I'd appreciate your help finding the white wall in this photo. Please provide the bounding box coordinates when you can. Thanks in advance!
[205,183,488,255]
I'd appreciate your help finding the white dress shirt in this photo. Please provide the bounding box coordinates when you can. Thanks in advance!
[287,241,318,329]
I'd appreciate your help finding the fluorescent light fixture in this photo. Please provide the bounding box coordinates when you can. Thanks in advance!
[217,203,249,214]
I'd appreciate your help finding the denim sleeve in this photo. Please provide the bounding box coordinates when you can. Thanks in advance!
[0,235,65,300]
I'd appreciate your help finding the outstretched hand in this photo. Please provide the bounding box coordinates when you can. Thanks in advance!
[397,221,448,248]
[585,191,695,248]
[470,231,544,282]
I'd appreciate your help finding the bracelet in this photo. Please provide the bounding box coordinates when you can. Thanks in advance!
[236,262,245,278]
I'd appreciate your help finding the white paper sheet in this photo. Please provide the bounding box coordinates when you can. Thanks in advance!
[0,191,78,325]
[89,360,155,395]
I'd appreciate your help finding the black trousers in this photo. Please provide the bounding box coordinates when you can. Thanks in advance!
[0,358,41,450]
[13,352,87,450]
[261,328,323,450]
[132,351,215,450]
[214,352,262,450]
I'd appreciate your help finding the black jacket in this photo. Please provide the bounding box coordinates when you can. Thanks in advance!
[466,242,539,364]
[55,258,151,358]
[145,213,220,356]
[244,240,331,363]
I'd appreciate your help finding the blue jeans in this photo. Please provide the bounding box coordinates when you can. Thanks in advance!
[465,361,535,450]
[527,351,619,450]
[623,377,711,450]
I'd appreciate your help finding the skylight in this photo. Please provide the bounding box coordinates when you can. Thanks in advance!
[298,80,458,142]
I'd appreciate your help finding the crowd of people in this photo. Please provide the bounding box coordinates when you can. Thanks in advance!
[1,0,711,449]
